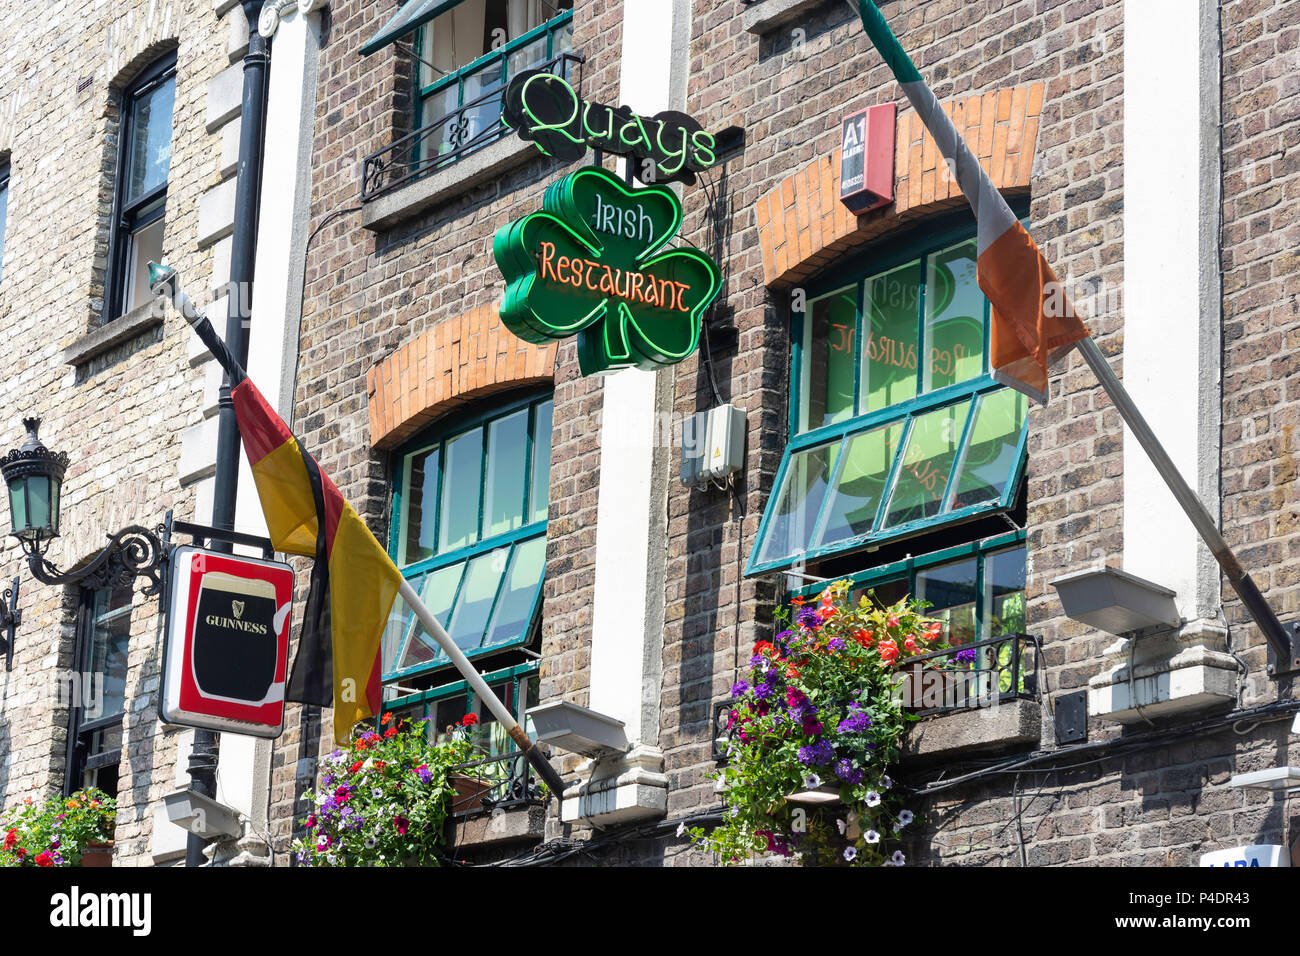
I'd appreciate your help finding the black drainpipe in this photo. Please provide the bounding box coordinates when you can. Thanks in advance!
[187,0,271,868]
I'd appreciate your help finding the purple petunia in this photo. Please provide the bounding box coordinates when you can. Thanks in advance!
[797,608,822,629]
[834,759,864,785]
[838,711,873,733]
[954,648,978,665]
[754,682,773,700]
[731,680,750,696]
[797,739,836,766]
[416,765,434,785]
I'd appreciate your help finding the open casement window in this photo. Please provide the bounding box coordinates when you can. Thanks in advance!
[65,585,133,798]
[105,56,175,322]
[382,389,551,688]
[790,533,1036,707]
[747,216,1030,576]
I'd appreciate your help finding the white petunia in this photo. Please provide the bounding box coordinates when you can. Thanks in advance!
[891,850,906,866]
[805,774,822,789]
[898,809,913,826]
[865,790,882,807]
[836,818,846,836]
[881,775,893,790]
[865,829,880,844]
[676,822,687,838]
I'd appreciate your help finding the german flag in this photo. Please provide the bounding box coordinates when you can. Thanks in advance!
[854,0,1090,403]
[232,377,402,745]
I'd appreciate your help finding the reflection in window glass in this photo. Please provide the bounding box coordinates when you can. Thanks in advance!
[756,441,841,565]
[816,422,903,546]
[447,548,509,649]
[484,410,528,537]
[90,588,133,720]
[125,75,175,204]
[530,400,553,524]
[485,536,545,648]
[924,240,985,392]
[398,562,465,670]
[949,389,1026,510]
[851,576,909,611]
[883,401,971,528]
[400,445,439,567]
[916,558,978,646]
[985,547,1027,639]
[439,427,483,553]
[862,264,919,412]
[799,288,857,432]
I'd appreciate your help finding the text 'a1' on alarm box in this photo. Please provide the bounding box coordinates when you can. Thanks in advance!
[840,102,896,215]
[161,545,294,739]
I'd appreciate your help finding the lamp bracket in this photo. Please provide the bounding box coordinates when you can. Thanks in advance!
[22,522,170,596]
[1265,621,1300,680]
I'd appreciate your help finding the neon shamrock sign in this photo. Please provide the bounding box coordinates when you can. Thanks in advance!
[493,165,721,377]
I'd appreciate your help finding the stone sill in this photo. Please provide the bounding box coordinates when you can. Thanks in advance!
[901,698,1041,761]
[447,804,546,848]
[62,301,165,367]
[742,0,831,35]
[361,133,541,233]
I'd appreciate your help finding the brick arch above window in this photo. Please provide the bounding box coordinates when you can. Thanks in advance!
[367,303,557,450]
[757,83,1045,289]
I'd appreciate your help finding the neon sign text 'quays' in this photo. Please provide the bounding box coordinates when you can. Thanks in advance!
[502,70,718,185]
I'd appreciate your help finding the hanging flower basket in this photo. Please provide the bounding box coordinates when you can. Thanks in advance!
[688,583,947,866]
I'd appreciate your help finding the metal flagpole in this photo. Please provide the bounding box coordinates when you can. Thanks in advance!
[1073,337,1299,674]
[398,579,566,796]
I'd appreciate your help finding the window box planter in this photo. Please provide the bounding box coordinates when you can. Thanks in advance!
[448,773,494,814]
[78,841,114,868]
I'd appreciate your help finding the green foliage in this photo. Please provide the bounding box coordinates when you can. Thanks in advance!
[689,582,947,866]
[1,788,116,867]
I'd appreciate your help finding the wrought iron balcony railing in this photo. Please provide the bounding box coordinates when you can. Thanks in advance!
[447,747,548,818]
[361,50,584,203]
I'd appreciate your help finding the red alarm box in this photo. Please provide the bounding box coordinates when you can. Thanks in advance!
[840,102,896,215]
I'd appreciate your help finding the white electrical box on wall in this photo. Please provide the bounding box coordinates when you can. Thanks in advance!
[681,404,746,487]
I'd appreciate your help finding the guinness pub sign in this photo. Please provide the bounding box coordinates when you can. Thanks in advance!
[161,546,294,738]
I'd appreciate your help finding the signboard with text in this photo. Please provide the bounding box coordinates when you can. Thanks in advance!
[494,165,721,376]
[161,546,294,739]
[502,69,719,185]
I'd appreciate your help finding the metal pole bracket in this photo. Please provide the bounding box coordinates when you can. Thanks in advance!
[1265,621,1300,680]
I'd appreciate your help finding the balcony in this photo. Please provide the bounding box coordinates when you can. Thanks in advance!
[360,45,583,230]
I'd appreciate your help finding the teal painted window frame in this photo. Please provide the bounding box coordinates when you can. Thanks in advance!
[411,6,574,150]
[381,659,540,728]
[746,211,1031,577]
[384,387,551,684]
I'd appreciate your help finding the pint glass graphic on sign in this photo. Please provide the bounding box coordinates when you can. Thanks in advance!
[192,571,281,704]
[161,545,294,738]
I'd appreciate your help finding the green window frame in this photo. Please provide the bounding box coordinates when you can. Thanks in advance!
[746,214,1031,576]
[409,2,575,163]
[383,388,552,684]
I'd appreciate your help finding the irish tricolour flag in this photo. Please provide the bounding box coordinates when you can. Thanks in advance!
[855,0,1090,404]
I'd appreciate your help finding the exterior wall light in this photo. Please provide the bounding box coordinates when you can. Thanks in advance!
[1,418,168,596]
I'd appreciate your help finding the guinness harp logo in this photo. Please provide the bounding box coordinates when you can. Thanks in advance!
[231,600,245,620]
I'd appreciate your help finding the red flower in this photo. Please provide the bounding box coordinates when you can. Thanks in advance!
[878,639,899,664]
[381,712,393,725]
[354,738,369,752]
[3,829,15,850]
[35,851,53,867]
[349,760,364,774]
[394,814,410,835]
[753,641,777,658]
[305,814,317,830]
[383,727,398,738]
[853,628,874,648]
[904,635,918,653]
[461,713,479,727]
[374,761,386,770]
[888,615,900,628]
[791,596,806,607]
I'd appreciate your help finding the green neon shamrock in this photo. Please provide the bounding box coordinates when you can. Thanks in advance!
[493,165,721,376]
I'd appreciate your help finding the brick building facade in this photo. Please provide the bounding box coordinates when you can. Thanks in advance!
[2,0,1296,870]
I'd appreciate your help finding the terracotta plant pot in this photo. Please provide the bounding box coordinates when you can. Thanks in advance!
[447,773,493,813]
[78,841,114,867]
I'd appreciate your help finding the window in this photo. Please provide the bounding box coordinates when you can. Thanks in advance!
[747,216,1030,576]
[105,56,176,321]
[412,0,574,163]
[382,389,552,687]
[0,160,9,284]
[65,585,133,798]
